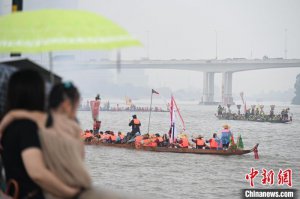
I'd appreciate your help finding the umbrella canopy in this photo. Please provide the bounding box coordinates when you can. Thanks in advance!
[0,9,141,53]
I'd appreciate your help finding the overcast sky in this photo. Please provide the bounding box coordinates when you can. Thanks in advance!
[23,0,300,98]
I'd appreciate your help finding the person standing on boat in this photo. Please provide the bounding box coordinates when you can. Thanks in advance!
[129,114,141,136]
[217,105,222,116]
[221,124,232,150]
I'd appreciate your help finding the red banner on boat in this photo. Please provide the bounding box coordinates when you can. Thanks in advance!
[90,99,100,121]
[169,95,185,143]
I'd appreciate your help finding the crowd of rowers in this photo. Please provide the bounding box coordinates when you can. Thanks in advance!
[81,124,237,150]
[217,104,292,121]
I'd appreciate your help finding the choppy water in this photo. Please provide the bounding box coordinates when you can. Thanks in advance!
[77,104,300,199]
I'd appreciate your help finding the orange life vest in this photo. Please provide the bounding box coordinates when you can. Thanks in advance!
[135,135,143,143]
[196,138,205,146]
[180,138,189,148]
[85,132,93,138]
[134,135,143,148]
[110,135,116,141]
[143,139,157,147]
[133,119,140,125]
[103,134,109,140]
[210,138,218,148]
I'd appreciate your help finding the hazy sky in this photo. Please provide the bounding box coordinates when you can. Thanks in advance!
[23,0,300,98]
[81,0,300,96]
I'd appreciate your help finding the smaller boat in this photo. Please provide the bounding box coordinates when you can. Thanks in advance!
[85,141,259,156]
[215,114,291,123]
[216,104,292,124]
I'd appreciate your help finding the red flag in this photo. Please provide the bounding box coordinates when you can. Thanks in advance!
[152,89,159,94]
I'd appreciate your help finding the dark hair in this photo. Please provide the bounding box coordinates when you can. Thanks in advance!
[6,70,45,112]
[49,82,80,110]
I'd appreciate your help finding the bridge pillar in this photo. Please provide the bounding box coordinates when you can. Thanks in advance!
[201,72,215,104]
[222,72,234,105]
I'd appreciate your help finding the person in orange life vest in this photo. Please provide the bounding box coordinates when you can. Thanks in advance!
[129,115,141,135]
[101,131,110,143]
[206,133,220,150]
[154,133,164,147]
[95,131,103,139]
[141,134,157,147]
[178,134,189,148]
[192,135,206,149]
[134,134,144,148]
[84,130,94,142]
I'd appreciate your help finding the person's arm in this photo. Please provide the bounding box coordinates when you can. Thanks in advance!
[0,110,44,135]
[129,120,133,126]
[22,148,79,198]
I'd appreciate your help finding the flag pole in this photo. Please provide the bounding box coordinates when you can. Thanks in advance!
[147,90,153,134]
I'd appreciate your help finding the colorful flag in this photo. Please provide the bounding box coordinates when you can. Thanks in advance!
[237,134,244,149]
[152,89,159,95]
[169,95,186,143]
[170,96,177,143]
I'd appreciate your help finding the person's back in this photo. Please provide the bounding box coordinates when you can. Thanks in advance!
[129,115,141,134]
[179,137,189,148]
[208,138,218,149]
[1,119,44,198]
[221,125,231,149]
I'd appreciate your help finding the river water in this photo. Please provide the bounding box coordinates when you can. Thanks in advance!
[77,103,300,199]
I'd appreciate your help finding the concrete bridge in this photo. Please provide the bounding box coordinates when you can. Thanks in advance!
[56,58,300,104]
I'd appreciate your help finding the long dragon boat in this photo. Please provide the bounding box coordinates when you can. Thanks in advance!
[85,141,259,156]
[215,114,291,124]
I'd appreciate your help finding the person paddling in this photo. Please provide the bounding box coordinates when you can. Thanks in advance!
[192,135,206,149]
[207,133,220,150]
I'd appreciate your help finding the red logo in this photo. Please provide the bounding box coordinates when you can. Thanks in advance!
[245,168,293,187]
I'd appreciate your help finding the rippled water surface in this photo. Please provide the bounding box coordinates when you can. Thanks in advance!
[77,104,300,199]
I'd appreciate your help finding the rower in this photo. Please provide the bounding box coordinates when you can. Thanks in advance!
[207,133,219,150]
[177,134,189,148]
[102,131,110,143]
[192,135,206,149]
[134,134,144,148]
[155,133,164,147]
[141,134,157,147]
[84,130,94,142]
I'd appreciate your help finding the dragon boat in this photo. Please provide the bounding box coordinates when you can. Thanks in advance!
[85,141,259,156]
[215,114,291,123]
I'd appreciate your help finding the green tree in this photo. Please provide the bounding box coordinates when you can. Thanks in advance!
[292,74,300,105]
